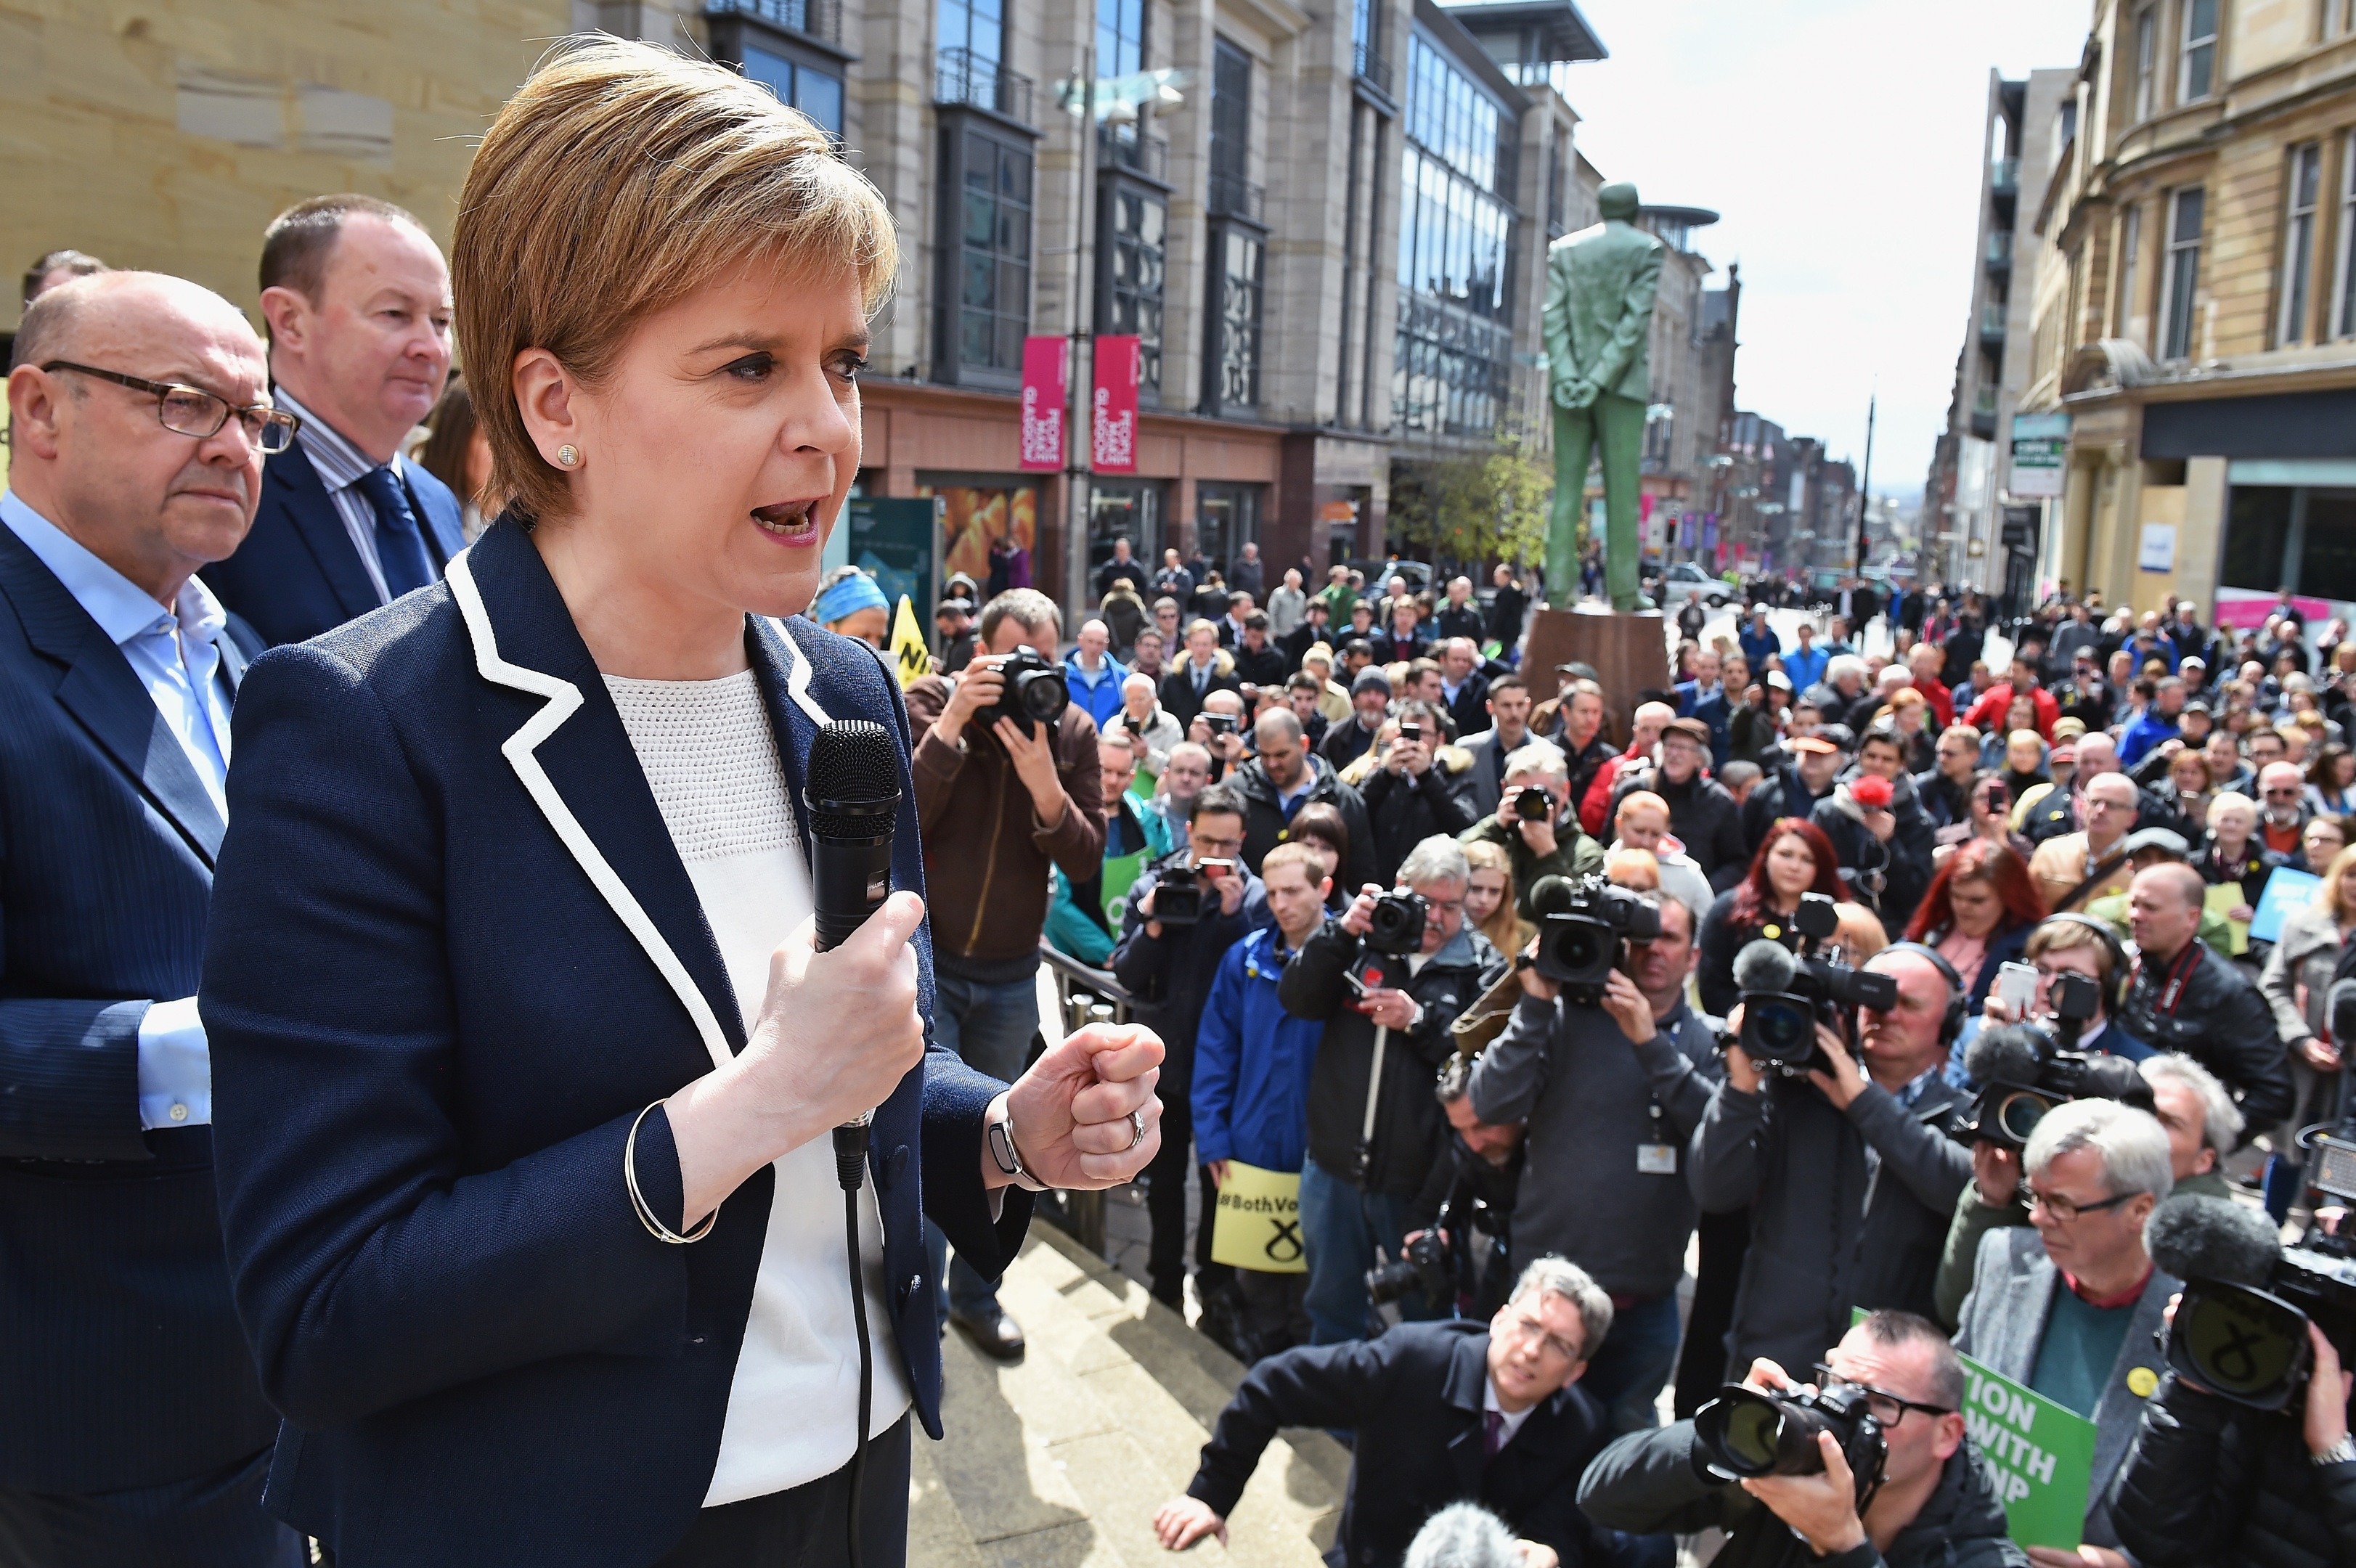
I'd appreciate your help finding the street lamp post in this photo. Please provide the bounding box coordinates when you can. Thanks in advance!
[1061,48,1096,633]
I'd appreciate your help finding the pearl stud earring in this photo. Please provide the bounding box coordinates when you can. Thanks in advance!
[555,444,581,468]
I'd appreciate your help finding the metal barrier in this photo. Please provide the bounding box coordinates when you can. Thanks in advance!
[1031,942,1141,1258]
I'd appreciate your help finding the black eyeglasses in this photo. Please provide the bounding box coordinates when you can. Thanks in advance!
[1811,1365,1954,1427]
[2024,1187,2137,1224]
[41,362,301,454]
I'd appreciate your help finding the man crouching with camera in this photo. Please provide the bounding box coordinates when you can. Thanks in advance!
[1281,836,1506,1344]
[1580,1310,2026,1568]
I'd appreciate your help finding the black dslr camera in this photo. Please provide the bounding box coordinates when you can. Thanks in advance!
[1365,1230,1453,1308]
[1951,1020,2155,1151]
[1510,785,1554,822]
[1735,893,1897,1076]
[1364,889,1430,956]
[1694,1381,1887,1506]
[1528,874,1661,1004]
[979,648,1070,736]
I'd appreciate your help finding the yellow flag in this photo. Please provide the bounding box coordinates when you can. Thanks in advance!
[889,595,932,690]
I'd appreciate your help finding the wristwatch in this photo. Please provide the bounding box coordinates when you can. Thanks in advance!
[2313,1434,2356,1467]
[986,1101,1049,1193]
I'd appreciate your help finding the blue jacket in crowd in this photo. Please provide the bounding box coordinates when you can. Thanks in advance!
[1738,622,1781,670]
[1782,643,1829,693]
[2117,708,2180,768]
[1064,649,1128,732]
[1191,926,1324,1175]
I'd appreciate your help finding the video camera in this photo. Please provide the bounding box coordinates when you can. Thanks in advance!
[2151,1191,2356,1413]
[1528,873,1661,1004]
[1949,1020,2153,1150]
[1693,1381,1887,1507]
[978,648,1070,736]
[1731,893,1896,1075]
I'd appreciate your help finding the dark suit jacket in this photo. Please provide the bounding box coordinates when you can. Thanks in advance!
[1188,1320,1607,1567]
[1160,658,1239,730]
[200,522,1031,1566]
[0,526,277,1492]
[205,444,465,647]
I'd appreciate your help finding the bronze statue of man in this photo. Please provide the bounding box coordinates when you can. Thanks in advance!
[1543,180,1663,612]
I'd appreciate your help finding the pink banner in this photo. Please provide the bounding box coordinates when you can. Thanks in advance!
[1019,336,1064,471]
[1092,335,1140,474]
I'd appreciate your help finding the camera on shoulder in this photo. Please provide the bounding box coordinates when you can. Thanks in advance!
[1730,893,1894,1076]
[1528,873,1660,1004]
[1949,1018,2153,1150]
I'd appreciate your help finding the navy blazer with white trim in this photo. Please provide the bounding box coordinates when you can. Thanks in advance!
[201,520,1030,1566]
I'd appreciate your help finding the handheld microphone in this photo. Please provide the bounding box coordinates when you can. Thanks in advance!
[804,719,902,956]
[801,717,902,1568]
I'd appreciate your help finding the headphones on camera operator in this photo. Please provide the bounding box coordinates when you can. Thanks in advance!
[1878,941,1968,1050]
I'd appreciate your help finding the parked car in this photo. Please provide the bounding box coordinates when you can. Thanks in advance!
[1662,560,1735,607]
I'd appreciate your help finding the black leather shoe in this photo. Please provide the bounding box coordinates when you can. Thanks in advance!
[951,1307,1026,1361]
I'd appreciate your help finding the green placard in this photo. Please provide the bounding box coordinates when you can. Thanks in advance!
[841,498,937,634]
[1957,1354,2098,1550]
[1101,849,1148,926]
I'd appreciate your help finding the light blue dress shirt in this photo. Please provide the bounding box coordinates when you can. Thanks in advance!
[3,489,231,1130]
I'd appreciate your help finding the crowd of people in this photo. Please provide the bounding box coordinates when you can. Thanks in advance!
[952,555,2356,1564]
[12,151,2356,1563]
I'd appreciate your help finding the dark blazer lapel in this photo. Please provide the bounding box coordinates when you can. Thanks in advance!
[446,524,743,1063]
[264,449,381,624]
[1443,1331,1490,1498]
[0,526,225,865]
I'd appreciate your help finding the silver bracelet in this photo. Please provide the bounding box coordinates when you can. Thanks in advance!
[626,1099,716,1244]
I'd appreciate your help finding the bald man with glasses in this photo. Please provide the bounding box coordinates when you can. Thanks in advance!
[0,273,296,1563]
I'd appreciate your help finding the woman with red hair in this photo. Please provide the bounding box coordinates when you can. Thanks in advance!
[1697,819,1849,1014]
[1902,838,2047,1013]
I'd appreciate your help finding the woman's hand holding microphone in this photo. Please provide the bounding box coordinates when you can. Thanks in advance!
[663,891,1165,1228]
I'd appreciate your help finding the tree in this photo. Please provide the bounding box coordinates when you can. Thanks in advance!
[1390,422,1553,571]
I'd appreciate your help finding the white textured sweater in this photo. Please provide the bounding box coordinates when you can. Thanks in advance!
[606,670,911,1506]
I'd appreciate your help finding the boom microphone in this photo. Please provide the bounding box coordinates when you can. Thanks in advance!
[1528,875,1578,919]
[2146,1193,2281,1290]
[1732,939,1798,995]
[1962,1024,2048,1092]
[805,719,902,954]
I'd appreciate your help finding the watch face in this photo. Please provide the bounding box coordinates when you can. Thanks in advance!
[988,1118,1018,1175]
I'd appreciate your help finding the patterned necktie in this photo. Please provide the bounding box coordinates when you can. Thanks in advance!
[356,465,436,600]
[1484,1409,1504,1460]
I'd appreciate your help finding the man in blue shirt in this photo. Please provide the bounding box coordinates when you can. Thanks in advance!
[1782,622,1829,693]
[0,271,297,1561]
[1062,616,1128,731]
[1737,606,1780,671]
[2117,674,2188,767]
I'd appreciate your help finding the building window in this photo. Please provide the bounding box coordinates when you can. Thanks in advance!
[2160,185,2204,360]
[1205,226,1263,412]
[932,122,1033,385]
[2178,0,2217,104]
[2337,131,2356,338]
[1100,185,1166,401]
[939,0,1001,66]
[741,44,843,136]
[2116,203,2142,340]
[2134,7,2156,119]
[1097,0,1144,76]
[2282,142,2324,346]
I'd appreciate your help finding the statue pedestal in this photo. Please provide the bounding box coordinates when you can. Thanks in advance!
[1524,605,1671,746]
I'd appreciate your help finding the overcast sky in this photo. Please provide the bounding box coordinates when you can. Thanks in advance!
[1536,0,2092,504]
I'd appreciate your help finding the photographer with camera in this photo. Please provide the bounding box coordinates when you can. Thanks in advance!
[1605,716,1750,889]
[1189,687,1251,783]
[1403,1055,1528,1321]
[1813,728,1938,936]
[1579,1311,2026,1568]
[908,587,1106,1360]
[1359,701,1481,887]
[1153,1257,1617,1567]
[1692,940,1975,1379]
[1472,883,1725,1434]
[2117,863,2295,1137]
[1114,783,1273,1321]
[1281,836,1506,1344]
[1229,706,1378,891]
[2106,1194,2356,1568]
[1951,1101,2178,1564]
[1462,742,1609,920]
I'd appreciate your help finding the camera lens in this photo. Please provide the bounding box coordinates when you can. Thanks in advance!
[1994,1090,2052,1145]
[1555,923,1609,975]
[1018,668,1069,722]
[2177,1285,2308,1405]
[1750,997,1814,1061]
[1720,1399,1788,1474]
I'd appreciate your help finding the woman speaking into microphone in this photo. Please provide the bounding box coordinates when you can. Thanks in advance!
[200,39,1162,1568]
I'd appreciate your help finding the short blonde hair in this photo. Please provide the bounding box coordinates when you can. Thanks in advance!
[1260,841,1327,885]
[455,38,897,523]
[2318,843,2356,918]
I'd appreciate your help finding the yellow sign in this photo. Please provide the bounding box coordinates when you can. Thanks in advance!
[889,595,932,690]
[1210,1161,1308,1273]
[2204,881,2250,956]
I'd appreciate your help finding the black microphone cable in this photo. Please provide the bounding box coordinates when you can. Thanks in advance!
[805,719,902,1568]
